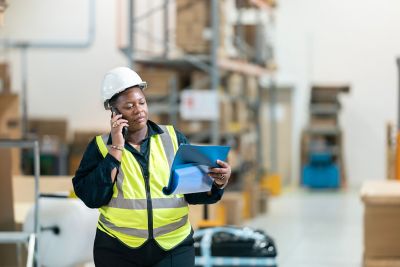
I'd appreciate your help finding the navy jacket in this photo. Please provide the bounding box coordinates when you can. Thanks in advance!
[72,120,224,209]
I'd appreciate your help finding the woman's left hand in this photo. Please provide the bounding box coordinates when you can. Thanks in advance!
[209,160,231,188]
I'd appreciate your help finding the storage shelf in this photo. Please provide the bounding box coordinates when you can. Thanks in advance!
[307,145,340,155]
[136,56,207,71]
[136,56,270,77]
[249,0,274,10]
[126,0,276,197]
[310,104,340,115]
[307,126,341,136]
[218,58,269,76]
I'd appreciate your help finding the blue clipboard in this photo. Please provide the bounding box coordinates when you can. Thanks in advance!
[162,144,230,195]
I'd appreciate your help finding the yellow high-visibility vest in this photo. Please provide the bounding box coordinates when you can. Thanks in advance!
[95,125,191,250]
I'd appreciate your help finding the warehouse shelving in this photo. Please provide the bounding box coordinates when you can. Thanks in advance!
[120,0,276,209]
[301,86,349,188]
[134,57,270,76]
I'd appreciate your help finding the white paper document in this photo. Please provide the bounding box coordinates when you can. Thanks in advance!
[162,144,230,195]
[172,164,213,194]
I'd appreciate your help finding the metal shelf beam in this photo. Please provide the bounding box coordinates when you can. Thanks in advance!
[135,56,270,77]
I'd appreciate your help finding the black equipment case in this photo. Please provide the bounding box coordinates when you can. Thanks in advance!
[194,226,277,267]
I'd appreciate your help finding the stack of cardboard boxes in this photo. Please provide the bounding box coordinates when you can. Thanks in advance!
[361,180,400,267]
[0,148,18,266]
[0,94,21,175]
[0,62,21,174]
[176,0,226,55]
[0,63,11,93]
[0,62,20,265]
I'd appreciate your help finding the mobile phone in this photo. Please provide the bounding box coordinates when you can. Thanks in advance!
[111,107,128,139]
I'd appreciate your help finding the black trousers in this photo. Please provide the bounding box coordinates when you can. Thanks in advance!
[93,229,195,267]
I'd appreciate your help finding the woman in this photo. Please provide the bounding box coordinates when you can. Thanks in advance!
[72,67,231,267]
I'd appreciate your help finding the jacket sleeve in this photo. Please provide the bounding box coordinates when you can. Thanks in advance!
[72,138,120,208]
[174,128,225,205]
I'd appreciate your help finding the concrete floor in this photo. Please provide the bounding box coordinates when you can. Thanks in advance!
[245,187,364,267]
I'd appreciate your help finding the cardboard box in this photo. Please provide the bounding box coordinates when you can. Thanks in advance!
[0,93,21,175]
[0,149,15,228]
[361,180,400,258]
[72,131,102,145]
[310,117,338,127]
[0,62,11,93]
[178,119,210,135]
[227,148,240,172]
[227,73,243,97]
[247,181,260,218]
[28,118,68,143]
[149,114,170,125]
[235,0,253,8]
[364,258,400,267]
[69,154,82,175]
[189,194,243,228]
[245,76,258,102]
[0,148,18,266]
[239,130,257,162]
[191,71,210,90]
[221,191,244,225]
[138,67,179,97]
[69,131,102,175]
[189,203,221,229]
[234,24,257,48]
[12,175,73,204]
[219,95,233,133]
[176,0,225,54]
[233,100,248,130]
[259,189,269,214]
[311,85,350,104]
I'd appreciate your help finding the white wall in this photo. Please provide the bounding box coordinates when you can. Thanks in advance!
[276,0,400,186]
[0,0,169,136]
[1,0,127,135]
[2,0,400,185]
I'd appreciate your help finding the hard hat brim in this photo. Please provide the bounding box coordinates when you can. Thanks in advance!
[103,81,147,110]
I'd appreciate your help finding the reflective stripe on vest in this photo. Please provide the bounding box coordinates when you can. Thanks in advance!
[95,125,191,250]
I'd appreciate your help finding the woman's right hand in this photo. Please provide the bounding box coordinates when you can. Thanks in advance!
[110,112,129,146]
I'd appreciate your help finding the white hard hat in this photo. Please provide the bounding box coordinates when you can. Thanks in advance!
[101,67,147,109]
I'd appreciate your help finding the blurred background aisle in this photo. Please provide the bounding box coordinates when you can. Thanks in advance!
[247,187,363,267]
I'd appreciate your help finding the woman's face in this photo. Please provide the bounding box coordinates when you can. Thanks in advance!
[114,86,148,132]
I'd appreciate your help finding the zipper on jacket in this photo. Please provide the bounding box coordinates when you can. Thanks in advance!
[139,161,154,239]
[138,162,153,239]
[143,172,154,239]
